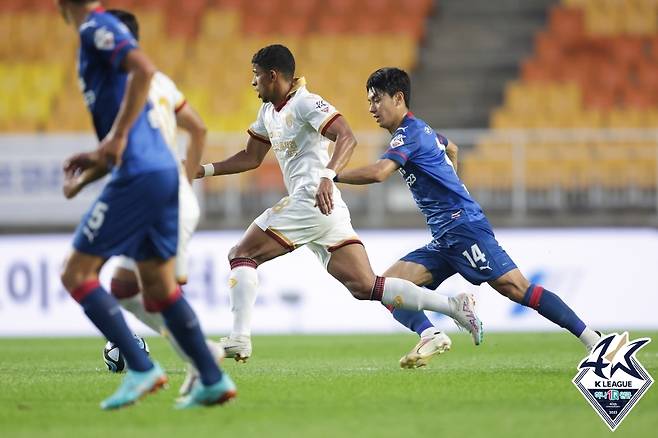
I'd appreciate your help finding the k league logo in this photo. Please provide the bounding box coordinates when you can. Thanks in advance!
[572,332,653,431]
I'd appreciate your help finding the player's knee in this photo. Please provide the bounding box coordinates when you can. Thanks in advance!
[60,266,92,294]
[344,279,373,300]
[110,277,141,299]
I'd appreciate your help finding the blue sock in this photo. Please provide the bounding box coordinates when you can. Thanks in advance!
[73,281,152,372]
[391,308,434,336]
[522,284,586,337]
[156,290,222,386]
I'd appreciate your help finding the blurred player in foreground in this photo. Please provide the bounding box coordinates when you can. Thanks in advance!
[195,44,482,363]
[56,0,234,409]
[62,8,222,398]
[333,67,602,367]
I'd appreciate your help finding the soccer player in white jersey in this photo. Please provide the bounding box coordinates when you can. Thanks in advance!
[195,44,483,362]
[63,9,221,396]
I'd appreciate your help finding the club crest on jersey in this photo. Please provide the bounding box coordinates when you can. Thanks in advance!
[390,134,405,148]
[572,332,653,431]
[315,100,330,113]
[94,27,115,50]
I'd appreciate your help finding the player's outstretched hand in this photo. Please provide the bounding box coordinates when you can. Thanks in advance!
[314,178,334,215]
[63,152,96,175]
[62,173,83,199]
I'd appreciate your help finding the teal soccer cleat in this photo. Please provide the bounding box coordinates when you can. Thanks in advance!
[175,373,237,409]
[100,362,168,410]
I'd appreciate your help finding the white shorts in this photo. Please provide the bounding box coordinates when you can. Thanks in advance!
[253,186,361,268]
[115,176,200,283]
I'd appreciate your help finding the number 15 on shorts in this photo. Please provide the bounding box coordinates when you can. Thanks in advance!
[83,201,108,243]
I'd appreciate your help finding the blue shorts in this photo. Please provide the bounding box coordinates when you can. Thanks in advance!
[401,219,516,288]
[73,168,179,261]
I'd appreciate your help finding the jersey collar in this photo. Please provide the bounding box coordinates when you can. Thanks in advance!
[275,77,306,112]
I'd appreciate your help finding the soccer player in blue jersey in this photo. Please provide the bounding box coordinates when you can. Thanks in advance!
[334,68,602,367]
[55,0,235,409]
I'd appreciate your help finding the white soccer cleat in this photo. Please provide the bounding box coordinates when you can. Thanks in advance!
[449,293,484,346]
[220,335,252,363]
[178,339,226,397]
[399,331,452,369]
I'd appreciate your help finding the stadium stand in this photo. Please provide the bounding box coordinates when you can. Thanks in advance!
[460,0,658,204]
[0,0,432,194]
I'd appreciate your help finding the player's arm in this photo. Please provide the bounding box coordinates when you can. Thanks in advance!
[322,116,358,175]
[314,116,357,215]
[196,135,271,178]
[175,103,207,184]
[446,140,459,172]
[335,158,400,185]
[101,49,157,166]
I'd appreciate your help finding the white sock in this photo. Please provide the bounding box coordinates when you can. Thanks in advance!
[579,327,601,350]
[420,325,438,338]
[119,295,190,362]
[229,266,259,337]
[380,277,453,315]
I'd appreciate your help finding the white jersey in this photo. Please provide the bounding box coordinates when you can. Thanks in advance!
[116,71,199,282]
[148,71,187,164]
[248,78,344,198]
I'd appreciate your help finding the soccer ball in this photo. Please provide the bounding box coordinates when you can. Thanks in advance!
[102,334,150,373]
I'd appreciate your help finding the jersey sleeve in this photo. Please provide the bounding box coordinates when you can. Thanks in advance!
[295,93,341,136]
[80,15,138,71]
[170,79,186,113]
[247,105,271,144]
[381,132,418,167]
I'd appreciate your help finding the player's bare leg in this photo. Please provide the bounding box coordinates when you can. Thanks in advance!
[222,223,291,362]
[489,268,600,351]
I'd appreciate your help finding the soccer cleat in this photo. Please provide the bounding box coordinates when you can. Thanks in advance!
[175,373,237,409]
[219,335,252,363]
[100,362,167,410]
[399,331,452,369]
[178,339,226,397]
[449,293,484,346]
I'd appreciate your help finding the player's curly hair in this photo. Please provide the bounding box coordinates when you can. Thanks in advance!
[366,67,411,108]
[252,45,295,80]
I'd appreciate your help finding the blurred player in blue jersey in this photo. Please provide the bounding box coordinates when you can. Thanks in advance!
[62,8,224,399]
[55,0,235,409]
[334,68,602,367]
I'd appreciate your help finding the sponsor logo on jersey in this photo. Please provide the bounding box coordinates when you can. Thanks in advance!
[573,332,653,431]
[424,126,433,135]
[390,134,405,148]
[94,26,116,50]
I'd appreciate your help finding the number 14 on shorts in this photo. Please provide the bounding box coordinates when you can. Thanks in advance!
[462,244,490,270]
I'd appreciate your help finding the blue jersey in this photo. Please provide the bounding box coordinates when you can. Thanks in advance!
[77,7,175,177]
[381,113,485,238]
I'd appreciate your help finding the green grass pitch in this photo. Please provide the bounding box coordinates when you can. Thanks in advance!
[1,332,656,437]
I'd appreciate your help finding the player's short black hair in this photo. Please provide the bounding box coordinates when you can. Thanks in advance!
[107,9,139,41]
[251,44,295,80]
[366,67,411,108]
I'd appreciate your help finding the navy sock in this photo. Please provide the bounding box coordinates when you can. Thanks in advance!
[390,307,434,336]
[73,280,152,372]
[150,288,222,386]
[522,284,586,337]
